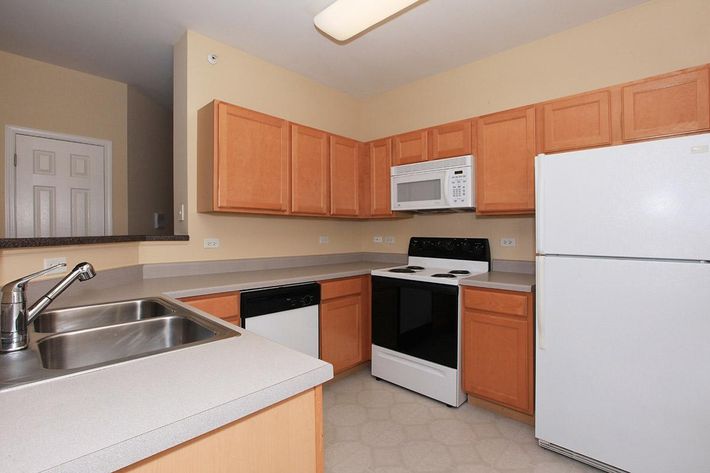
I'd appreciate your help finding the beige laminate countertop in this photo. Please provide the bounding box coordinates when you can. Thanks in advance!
[2,260,533,472]
[56,261,391,307]
[460,271,536,292]
[2,261,394,473]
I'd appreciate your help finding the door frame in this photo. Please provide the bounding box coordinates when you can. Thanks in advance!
[4,125,113,237]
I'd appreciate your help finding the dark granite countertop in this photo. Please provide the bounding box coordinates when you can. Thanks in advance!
[0,234,189,248]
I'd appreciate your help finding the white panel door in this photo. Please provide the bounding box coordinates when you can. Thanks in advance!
[535,132,710,260]
[14,134,105,237]
[535,255,710,473]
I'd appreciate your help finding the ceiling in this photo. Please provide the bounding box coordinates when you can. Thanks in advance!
[0,0,649,107]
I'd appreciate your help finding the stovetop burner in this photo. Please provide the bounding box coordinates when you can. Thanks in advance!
[431,273,457,278]
[449,270,471,275]
[407,266,425,270]
[389,268,416,273]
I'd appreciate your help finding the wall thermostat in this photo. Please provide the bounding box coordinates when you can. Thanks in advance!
[207,53,218,65]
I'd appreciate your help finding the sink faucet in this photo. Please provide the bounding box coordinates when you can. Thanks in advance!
[0,262,96,352]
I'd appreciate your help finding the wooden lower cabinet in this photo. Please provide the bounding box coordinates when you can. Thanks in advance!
[319,276,371,374]
[179,292,241,326]
[120,386,323,473]
[462,287,534,416]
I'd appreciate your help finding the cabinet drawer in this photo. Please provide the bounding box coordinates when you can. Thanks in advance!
[180,292,240,320]
[463,287,528,317]
[320,277,363,300]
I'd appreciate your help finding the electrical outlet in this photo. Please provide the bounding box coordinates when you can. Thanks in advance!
[203,238,220,249]
[384,236,395,244]
[500,238,517,247]
[178,203,185,222]
[373,236,383,243]
[44,257,67,274]
[319,235,330,244]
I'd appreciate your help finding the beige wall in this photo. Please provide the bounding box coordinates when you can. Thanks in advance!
[2,0,710,280]
[361,0,710,139]
[140,30,366,265]
[359,0,710,261]
[0,50,129,236]
[127,86,173,235]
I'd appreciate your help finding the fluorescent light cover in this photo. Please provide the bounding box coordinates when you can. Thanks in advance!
[314,0,418,41]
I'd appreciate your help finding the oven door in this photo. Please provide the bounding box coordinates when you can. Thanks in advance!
[391,170,447,210]
[371,276,459,369]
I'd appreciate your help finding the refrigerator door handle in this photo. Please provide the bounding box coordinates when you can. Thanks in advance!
[536,257,545,350]
[535,154,545,254]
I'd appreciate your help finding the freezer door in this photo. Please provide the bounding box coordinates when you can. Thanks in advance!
[536,133,710,260]
[535,255,710,473]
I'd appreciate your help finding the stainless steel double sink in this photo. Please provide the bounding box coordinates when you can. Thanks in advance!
[0,298,239,390]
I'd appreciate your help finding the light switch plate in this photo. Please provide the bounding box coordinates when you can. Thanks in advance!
[384,236,395,244]
[319,235,330,244]
[373,236,383,243]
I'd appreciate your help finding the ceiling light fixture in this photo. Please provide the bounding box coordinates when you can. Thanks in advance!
[314,0,419,42]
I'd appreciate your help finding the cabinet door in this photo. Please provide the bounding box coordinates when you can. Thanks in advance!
[330,136,360,216]
[430,120,472,159]
[463,309,531,413]
[622,67,710,142]
[542,90,612,153]
[393,130,428,165]
[369,139,393,216]
[180,292,240,326]
[320,294,363,374]
[216,102,290,212]
[291,124,329,215]
[476,106,536,214]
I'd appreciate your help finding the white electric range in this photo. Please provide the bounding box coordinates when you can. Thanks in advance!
[370,237,491,407]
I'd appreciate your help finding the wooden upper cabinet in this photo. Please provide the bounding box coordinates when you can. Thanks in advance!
[621,67,710,142]
[476,106,536,214]
[430,120,473,159]
[291,124,329,215]
[197,100,290,213]
[369,139,393,216]
[393,130,428,165]
[329,136,360,216]
[541,90,613,153]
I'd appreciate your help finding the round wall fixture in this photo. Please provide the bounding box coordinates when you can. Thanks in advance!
[207,53,218,65]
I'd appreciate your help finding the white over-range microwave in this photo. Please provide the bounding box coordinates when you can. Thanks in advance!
[390,155,475,212]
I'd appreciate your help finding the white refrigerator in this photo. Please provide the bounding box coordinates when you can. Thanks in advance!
[535,133,710,473]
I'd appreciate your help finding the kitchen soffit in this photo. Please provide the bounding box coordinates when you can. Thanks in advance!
[0,0,649,106]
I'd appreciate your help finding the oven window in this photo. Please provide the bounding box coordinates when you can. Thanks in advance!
[397,179,441,202]
[371,276,459,368]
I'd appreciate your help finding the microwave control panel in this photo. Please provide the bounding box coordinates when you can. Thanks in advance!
[449,169,470,205]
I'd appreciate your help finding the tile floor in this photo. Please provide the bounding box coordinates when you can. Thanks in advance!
[323,366,600,473]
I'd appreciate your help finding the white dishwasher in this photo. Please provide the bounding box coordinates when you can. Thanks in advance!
[240,282,320,358]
